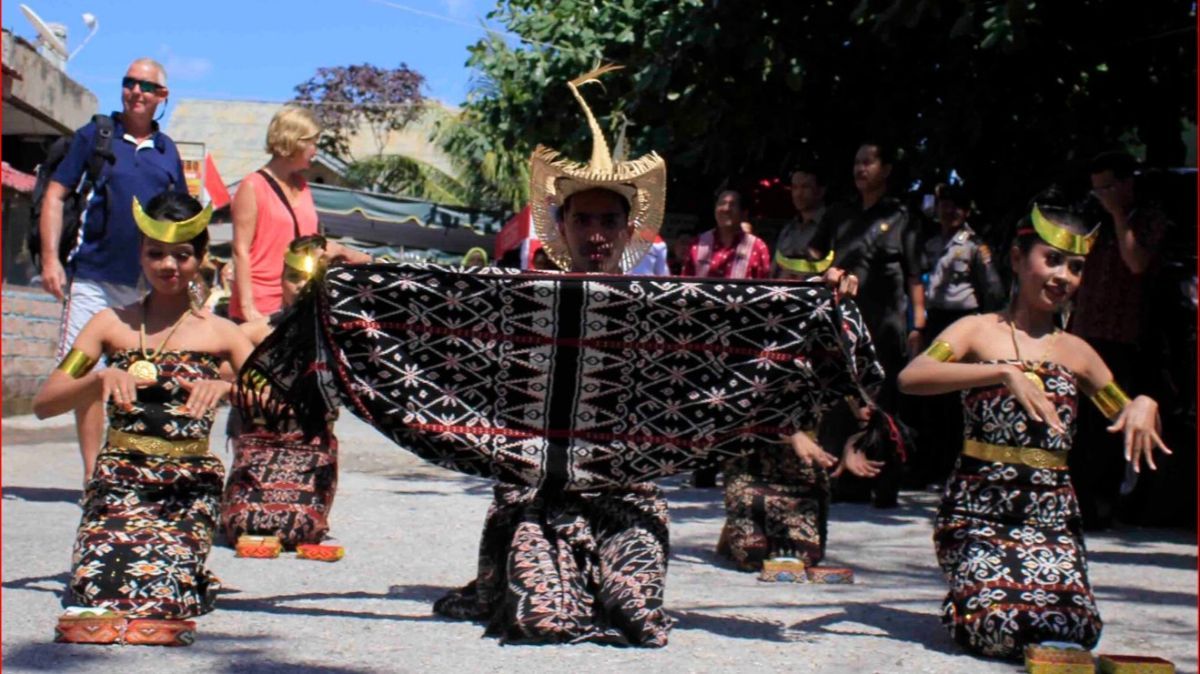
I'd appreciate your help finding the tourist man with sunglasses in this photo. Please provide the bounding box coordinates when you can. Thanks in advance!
[39,57,187,482]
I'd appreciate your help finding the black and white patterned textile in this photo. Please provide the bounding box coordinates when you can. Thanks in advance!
[239,263,884,491]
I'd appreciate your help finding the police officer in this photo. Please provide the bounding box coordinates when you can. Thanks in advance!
[912,183,1003,487]
[810,141,922,508]
[919,184,1003,341]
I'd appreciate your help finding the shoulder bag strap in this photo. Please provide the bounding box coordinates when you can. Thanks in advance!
[257,169,302,239]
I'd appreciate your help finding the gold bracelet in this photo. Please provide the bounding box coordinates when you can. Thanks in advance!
[56,349,96,379]
[924,341,956,363]
[1091,381,1131,421]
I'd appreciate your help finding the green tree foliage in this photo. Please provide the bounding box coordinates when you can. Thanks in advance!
[293,64,478,205]
[450,0,1195,226]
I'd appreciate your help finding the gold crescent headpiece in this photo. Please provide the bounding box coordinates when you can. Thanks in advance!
[1030,204,1098,255]
[283,248,321,278]
[775,248,834,275]
[132,196,212,243]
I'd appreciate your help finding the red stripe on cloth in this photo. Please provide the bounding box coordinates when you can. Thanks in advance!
[337,319,813,363]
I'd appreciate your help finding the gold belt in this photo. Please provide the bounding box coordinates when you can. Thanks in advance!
[106,429,210,458]
[962,439,1067,469]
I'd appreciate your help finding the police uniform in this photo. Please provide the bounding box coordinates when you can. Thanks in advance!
[922,223,1003,335]
[810,197,920,508]
[915,223,1003,487]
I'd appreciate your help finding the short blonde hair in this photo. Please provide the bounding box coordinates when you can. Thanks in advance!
[265,106,320,159]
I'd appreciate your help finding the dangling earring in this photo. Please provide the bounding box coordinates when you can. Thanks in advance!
[188,279,208,313]
[1058,299,1074,330]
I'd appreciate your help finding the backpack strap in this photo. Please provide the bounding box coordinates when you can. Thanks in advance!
[256,169,302,239]
[85,114,115,185]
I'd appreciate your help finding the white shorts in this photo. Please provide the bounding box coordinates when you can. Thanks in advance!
[56,278,141,368]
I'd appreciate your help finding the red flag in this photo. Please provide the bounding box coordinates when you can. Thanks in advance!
[494,204,531,260]
[203,154,231,209]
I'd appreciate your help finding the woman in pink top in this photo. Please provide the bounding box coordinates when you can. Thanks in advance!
[230,106,367,321]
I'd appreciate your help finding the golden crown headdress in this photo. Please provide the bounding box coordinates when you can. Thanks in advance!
[132,196,212,243]
[1030,204,1098,255]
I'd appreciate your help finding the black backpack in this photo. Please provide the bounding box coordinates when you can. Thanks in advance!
[28,113,116,268]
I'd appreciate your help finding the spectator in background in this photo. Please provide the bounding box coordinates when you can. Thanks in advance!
[773,163,829,277]
[810,141,923,508]
[1070,151,1170,529]
[629,234,670,275]
[667,231,696,275]
[683,188,771,487]
[229,106,368,323]
[912,183,1004,488]
[39,57,185,482]
[683,189,771,279]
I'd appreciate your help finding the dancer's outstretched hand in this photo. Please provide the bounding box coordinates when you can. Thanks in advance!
[789,431,838,469]
[831,431,884,478]
[1000,366,1066,435]
[1108,395,1171,473]
[98,368,143,412]
[178,378,233,419]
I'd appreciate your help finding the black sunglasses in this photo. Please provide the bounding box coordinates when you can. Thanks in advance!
[122,77,164,95]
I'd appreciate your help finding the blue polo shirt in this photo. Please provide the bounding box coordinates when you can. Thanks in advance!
[52,113,186,286]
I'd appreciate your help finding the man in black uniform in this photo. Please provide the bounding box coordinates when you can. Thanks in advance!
[772,162,830,276]
[810,141,923,508]
[912,184,1004,487]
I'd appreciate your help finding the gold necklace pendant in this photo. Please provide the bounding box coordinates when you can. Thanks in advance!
[127,359,159,384]
[1023,369,1046,392]
[135,295,191,387]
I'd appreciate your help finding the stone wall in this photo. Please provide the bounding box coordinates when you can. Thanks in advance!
[3,284,61,415]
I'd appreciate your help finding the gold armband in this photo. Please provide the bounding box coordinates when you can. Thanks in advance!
[56,349,96,379]
[924,341,956,363]
[1091,382,1131,421]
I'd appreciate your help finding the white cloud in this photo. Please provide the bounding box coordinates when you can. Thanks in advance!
[157,45,213,81]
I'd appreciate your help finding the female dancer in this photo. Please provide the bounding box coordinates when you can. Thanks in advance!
[898,192,1170,659]
[221,236,340,549]
[34,191,253,641]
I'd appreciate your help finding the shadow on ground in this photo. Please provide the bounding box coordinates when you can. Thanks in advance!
[2,486,82,504]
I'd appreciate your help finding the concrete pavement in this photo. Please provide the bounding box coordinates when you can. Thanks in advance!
[3,409,1196,673]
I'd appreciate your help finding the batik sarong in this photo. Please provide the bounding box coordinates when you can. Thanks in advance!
[717,439,830,570]
[935,361,1102,659]
[220,429,338,548]
[70,350,224,619]
[433,483,671,646]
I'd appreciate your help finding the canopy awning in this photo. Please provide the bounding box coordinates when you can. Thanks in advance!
[311,184,501,255]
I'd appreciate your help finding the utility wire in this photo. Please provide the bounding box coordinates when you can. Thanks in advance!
[365,0,580,53]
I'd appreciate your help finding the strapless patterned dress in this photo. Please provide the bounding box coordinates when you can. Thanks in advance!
[68,350,225,619]
[934,361,1101,659]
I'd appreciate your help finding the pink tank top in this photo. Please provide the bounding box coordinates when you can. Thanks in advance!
[229,171,319,319]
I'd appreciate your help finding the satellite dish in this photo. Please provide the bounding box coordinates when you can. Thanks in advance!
[19,4,68,58]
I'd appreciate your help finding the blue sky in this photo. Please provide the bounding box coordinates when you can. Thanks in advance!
[2,0,514,126]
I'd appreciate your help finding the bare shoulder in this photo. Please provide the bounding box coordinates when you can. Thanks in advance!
[939,312,1006,361]
[238,315,272,346]
[199,310,243,336]
[1054,332,1101,370]
[85,306,133,338]
[944,311,1000,340]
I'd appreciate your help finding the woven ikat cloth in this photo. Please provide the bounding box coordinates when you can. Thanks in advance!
[242,263,884,491]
